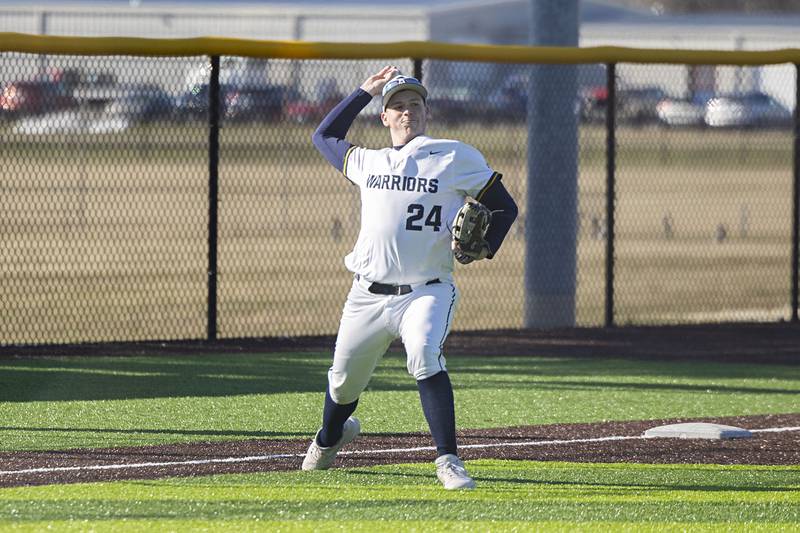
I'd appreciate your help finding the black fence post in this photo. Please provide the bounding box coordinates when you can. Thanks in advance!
[413,58,423,81]
[207,55,220,341]
[605,63,617,328]
[792,63,800,322]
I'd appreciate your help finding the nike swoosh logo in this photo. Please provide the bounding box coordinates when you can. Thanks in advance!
[430,151,443,155]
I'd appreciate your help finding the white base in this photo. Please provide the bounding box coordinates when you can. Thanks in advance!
[643,422,752,440]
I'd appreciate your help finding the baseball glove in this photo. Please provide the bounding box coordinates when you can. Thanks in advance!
[451,201,492,265]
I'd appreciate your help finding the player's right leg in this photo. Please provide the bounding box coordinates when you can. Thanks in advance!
[302,279,393,471]
[302,414,361,471]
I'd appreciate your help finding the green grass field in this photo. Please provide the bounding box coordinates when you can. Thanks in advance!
[0,350,798,530]
[2,461,797,531]
[1,352,798,450]
[1,122,796,345]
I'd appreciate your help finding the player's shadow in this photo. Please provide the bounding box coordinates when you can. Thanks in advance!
[345,469,799,493]
[463,379,800,395]
[0,426,308,440]
[0,353,330,402]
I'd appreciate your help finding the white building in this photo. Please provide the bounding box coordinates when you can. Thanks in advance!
[1,0,797,105]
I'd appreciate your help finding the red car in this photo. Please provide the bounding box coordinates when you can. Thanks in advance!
[0,80,76,118]
[284,95,342,124]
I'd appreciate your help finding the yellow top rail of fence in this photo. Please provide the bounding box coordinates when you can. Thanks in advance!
[1,32,800,66]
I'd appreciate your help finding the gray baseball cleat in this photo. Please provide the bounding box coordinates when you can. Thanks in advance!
[301,417,361,471]
[435,454,476,490]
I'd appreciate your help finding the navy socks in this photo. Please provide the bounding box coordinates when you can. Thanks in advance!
[317,371,457,455]
[317,389,358,448]
[417,371,458,457]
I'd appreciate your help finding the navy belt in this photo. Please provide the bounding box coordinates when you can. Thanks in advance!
[358,275,440,295]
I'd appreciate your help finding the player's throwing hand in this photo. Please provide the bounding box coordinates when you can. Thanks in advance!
[359,65,401,96]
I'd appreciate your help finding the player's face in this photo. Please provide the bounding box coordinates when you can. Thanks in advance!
[381,90,428,145]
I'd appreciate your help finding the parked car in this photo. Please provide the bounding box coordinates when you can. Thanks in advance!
[183,57,268,93]
[426,86,486,124]
[704,92,792,128]
[487,74,583,123]
[225,85,287,122]
[105,84,175,124]
[284,96,336,124]
[175,83,233,121]
[487,74,528,122]
[578,85,607,123]
[656,94,711,127]
[284,78,342,124]
[0,79,77,119]
[580,86,666,125]
[617,87,667,125]
[176,83,287,122]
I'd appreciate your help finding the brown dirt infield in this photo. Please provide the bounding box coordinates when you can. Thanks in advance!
[1,413,797,488]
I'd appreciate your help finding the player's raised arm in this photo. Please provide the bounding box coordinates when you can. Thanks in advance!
[311,66,400,173]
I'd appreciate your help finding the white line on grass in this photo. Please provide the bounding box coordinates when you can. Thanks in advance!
[338,434,644,456]
[0,453,300,476]
[1,426,798,477]
[750,426,800,433]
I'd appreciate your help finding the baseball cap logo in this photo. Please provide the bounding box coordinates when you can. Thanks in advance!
[382,75,428,109]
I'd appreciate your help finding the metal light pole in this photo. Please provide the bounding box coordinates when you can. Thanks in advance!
[524,0,580,328]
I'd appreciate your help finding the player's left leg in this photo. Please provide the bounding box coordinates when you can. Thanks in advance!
[398,281,459,382]
[398,281,459,455]
[398,282,474,489]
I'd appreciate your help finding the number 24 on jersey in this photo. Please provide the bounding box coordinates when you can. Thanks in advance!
[406,204,442,232]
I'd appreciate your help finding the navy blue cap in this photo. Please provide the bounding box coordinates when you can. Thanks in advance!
[381,75,428,109]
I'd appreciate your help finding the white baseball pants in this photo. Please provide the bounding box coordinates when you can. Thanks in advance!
[327,276,460,404]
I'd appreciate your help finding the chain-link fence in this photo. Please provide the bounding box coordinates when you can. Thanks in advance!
[1,44,798,345]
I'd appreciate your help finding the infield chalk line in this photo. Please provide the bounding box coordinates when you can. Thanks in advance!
[750,426,800,433]
[1,425,798,477]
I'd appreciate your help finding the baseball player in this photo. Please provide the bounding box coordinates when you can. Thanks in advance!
[303,66,518,490]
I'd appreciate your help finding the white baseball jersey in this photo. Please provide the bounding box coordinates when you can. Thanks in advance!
[342,135,500,285]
